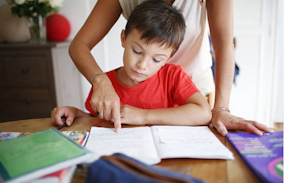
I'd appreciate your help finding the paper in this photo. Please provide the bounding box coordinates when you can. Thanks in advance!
[85,127,160,165]
[158,127,216,145]
[85,126,234,165]
[0,129,86,179]
[151,126,234,160]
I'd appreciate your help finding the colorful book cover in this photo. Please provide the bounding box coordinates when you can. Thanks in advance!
[0,130,89,183]
[0,128,93,183]
[227,131,283,183]
[0,130,89,146]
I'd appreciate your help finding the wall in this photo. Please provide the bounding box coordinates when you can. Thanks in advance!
[230,0,283,126]
[272,0,283,123]
[1,0,282,123]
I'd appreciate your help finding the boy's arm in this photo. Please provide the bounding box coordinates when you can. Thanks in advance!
[120,92,212,126]
[51,106,93,126]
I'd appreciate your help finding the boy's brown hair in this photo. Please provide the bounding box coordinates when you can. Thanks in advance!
[124,0,186,56]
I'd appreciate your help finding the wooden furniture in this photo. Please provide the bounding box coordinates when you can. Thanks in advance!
[0,117,273,183]
[205,92,215,109]
[0,42,83,123]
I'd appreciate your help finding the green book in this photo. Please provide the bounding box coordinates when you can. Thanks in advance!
[0,128,93,183]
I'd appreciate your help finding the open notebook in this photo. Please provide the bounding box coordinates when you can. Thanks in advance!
[85,126,234,165]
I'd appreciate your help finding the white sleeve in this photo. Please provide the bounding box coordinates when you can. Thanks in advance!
[118,0,146,19]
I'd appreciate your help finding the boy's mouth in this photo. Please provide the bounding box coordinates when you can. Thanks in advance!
[133,70,145,77]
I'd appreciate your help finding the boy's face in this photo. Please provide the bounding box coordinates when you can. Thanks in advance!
[120,29,173,87]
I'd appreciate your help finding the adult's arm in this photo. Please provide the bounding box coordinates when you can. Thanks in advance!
[207,0,272,136]
[69,0,123,132]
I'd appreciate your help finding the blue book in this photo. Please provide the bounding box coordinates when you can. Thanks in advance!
[227,131,283,183]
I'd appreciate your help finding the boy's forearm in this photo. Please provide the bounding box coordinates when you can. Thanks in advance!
[144,104,212,126]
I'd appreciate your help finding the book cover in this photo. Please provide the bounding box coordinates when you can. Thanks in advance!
[0,130,89,146]
[0,130,89,183]
[227,131,283,183]
[0,128,93,183]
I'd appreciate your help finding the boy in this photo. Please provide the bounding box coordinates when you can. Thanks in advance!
[51,0,212,132]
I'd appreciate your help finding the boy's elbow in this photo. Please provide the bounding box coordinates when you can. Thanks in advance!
[199,105,212,126]
[203,108,212,125]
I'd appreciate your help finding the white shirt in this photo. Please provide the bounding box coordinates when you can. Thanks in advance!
[118,0,212,78]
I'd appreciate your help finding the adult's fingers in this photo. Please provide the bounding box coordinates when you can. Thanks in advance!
[112,101,121,133]
[212,119,228,136]
[248,120,274,133]
[103,101,112,121]
[91,100,104,119]
[228,119,273,135]
[228,120,263,135]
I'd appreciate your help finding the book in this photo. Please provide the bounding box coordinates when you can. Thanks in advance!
[0,128,93,183]
[29,166,76,183]
[31,130,89,183]
[0,130,89,183]
[0,130,89,146]
[227,131,283,183]
[85,126,234,165]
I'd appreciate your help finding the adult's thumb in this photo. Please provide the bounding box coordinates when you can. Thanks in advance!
[213,120,228,136]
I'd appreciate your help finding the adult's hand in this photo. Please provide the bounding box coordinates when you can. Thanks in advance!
[211,110,273,136]
[90,74,121,132]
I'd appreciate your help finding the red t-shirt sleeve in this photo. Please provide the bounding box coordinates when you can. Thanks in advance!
[170,65,200,106]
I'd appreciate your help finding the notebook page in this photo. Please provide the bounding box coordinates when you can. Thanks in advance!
[151,126,234,160]
[85,127,161,165]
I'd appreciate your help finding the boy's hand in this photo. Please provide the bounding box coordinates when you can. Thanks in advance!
[51,107,77,126]
[120,105,146,125]
[211,110,273,136]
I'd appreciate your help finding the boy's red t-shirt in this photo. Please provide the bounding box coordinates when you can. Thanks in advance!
[85,63,199,116]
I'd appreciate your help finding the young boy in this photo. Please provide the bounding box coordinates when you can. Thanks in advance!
[51,0,212,131]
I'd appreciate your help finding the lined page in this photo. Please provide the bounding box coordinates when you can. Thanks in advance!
[85,127,161,165]
[151,126,234,160]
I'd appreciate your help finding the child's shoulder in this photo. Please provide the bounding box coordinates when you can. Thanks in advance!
[160,63,185,75]
[163,63,183,69]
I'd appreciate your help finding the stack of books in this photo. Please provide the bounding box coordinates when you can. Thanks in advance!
[0,129,90,183]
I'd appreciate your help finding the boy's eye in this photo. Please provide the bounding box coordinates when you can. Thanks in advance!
[153,58,161,63]
[133,49,141,54]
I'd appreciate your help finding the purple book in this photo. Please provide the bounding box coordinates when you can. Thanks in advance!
[227,131,283,183]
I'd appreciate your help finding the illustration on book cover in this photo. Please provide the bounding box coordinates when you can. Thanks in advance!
[227,131,283,183]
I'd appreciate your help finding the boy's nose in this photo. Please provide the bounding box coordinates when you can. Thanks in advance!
[136,59,148,70]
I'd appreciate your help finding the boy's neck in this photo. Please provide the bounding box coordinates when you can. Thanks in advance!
[116,67,141,87]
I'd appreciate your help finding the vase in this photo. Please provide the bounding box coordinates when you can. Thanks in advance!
[27,15,46,43]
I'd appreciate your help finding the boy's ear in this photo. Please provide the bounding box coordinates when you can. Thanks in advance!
[121,30,126,48]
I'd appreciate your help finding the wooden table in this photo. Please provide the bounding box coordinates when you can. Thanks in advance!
[0,117,267,183]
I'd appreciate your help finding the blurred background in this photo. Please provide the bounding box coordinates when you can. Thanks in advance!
[0,0,282,128]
